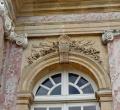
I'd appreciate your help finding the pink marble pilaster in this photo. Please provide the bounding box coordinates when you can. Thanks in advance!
[1,41,23,110]
[107,36,120,110]
[0,16,4,109]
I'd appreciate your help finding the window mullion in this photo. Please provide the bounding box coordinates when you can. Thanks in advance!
[62,71,68,95]
[63,104,68,110]
[75,76,81,85]
[49,77,56,86]
[81,106,83,110]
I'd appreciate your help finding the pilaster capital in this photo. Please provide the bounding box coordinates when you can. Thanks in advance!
[102,30,120,44]
[7,28,28,48]
[0,0,28,48]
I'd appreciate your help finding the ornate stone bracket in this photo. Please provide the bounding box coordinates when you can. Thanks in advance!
[102,30,120,45]
[0,0,28,48]
[27,34,101,64]
[7,27,28,48]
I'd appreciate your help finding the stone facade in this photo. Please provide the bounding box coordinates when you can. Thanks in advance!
[1,0,120,110]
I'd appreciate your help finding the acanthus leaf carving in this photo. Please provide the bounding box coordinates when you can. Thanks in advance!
[27,35,101,64]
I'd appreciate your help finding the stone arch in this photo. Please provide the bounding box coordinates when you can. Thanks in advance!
[18,52,111,94]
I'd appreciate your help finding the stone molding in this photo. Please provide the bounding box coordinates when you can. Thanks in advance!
[96,89,112,101]
[17,92,33,105]
[102,30,120,45]
[0,0,28,48]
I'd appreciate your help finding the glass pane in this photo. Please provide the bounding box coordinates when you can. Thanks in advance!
[69,85,80,94]
[50,85,61,95]
[34,107,47,110]
[42,78,53,88]
[52,74,61,84]
[36,86,48,96]
[77,77,88,87]
[82,84,94,94]
[49,107,61,110]
[84,106,96,110]
[69,106,81,110]
[69,73,78,83]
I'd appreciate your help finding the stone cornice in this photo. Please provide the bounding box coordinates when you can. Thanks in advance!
[15,12,120,37]
[102,30,120,44]
[0,0,28,49]
[16,12,120,25]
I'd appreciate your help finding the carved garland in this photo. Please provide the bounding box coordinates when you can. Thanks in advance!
[27,35,101,64]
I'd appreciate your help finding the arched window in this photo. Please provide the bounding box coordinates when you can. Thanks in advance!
[32,71,99,110]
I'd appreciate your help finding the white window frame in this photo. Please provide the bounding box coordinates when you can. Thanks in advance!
[32,69,99,110]
[31,103,100,110]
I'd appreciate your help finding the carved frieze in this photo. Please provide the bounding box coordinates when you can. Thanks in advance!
[27,35,101,64]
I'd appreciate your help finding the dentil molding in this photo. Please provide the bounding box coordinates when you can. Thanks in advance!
[0,0,28,48]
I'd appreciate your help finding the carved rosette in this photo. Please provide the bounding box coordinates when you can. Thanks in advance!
[102,30,120,44]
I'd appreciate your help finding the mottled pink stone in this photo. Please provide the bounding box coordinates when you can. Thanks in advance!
[1,41,23,110]
[0,16,4,110]
[108,36,120,110]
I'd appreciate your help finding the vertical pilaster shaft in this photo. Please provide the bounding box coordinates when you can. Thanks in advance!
[102,30,120,110]
[2,41,23,110]
[0,16,4,110]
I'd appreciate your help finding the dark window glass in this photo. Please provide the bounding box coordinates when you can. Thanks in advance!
[49,107,61,110]
[82,84,94,94]
[50,85,61,95]
[69,73,78,83]
[42,78,53,88]
[69,85,80,94]
[84,106,96,110]
[77,77,88,87]
[69,106,81,110]
[36,86,48,96]
[34,108,46,110]
[52,74,61,84]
